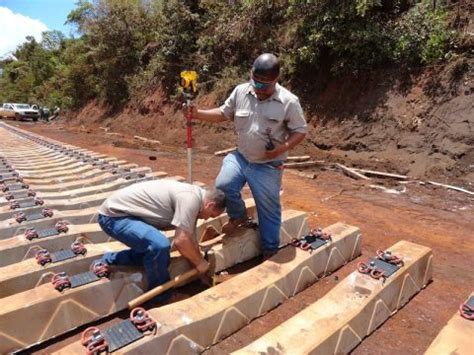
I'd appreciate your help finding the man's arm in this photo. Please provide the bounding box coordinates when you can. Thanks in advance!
[173,227,209,273]
[265,132,306,160]
[189,107,227,123]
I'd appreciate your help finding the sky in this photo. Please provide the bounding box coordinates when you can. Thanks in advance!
[0,0,77,57]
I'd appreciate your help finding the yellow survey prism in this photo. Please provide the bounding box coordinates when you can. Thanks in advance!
[180,71,198,97]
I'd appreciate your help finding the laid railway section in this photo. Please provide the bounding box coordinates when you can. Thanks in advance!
[0,122,469,354]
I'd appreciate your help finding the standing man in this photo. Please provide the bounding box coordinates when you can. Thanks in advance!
[188,53,307,259]
[97,179,226,301]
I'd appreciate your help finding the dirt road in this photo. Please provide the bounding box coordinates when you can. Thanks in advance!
[16,122,473,354]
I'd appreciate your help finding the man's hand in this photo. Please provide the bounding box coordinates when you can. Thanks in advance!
[264,143,288,160]
[196,259,212,286]
[197,258,213,287]
[195,259,210,274]
[182,102,198,119]
[264,133,306,160]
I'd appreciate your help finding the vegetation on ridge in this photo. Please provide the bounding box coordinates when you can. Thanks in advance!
[0,0,462,112]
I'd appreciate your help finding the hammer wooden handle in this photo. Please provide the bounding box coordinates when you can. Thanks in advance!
[128,268,198,309]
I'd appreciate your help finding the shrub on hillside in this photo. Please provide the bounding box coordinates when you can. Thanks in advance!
[393,3,453,64]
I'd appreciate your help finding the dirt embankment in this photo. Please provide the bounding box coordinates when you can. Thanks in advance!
[66,57,473,187]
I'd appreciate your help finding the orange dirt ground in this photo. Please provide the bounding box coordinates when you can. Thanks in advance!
[13,121,473,354]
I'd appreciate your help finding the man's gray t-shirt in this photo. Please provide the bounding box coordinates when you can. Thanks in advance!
[98,180,204,234]
[220,83,307,163]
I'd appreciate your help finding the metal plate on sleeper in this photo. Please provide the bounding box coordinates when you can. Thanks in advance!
[51,249,77,263]
[23,212,47,221]
[37,228,61,238]
[369,258,401,278]
[9,191,31,200]
[5,183,25,191]
[70,271,100,288]
[100,164,117,171]
[104,320,144,352]
[1,178,18,185]
[467,295,474,308]
[0,172,17,179]
[16,200,38,209]
[309,238,329,250]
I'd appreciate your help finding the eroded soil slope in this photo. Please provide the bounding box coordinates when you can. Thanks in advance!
[64,57,473,188]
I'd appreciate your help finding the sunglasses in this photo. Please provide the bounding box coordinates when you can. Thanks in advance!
[250,72,276,90]
[251,79,273,90]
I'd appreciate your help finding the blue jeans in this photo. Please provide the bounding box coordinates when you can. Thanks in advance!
[215,151,283,252]
[98,214,171,301]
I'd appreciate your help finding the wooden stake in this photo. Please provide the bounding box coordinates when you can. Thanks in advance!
[352,168,408,180]
[214,147,237,156]
[335,163,371,180]
[134,136,161,144]
[427,181,474,195]
[285,155,311,162]
[284,161,325,169]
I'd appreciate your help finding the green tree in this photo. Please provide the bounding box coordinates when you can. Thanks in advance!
[67,0,155,109]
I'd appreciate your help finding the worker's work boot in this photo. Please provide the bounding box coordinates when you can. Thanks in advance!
[221,217,249,234]
[262,249,278,261]
[222,217,259,235]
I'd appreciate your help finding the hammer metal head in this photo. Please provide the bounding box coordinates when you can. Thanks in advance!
[204,249,216,275]
[201,249,219,287]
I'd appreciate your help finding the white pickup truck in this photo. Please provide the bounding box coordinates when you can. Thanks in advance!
[0,103,40,121]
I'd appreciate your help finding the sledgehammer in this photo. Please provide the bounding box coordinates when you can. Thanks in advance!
[127,250,216,309]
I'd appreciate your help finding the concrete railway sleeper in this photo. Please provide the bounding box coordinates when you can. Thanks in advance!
[0,205,103,240]
[0,176,192,239]
[0,223,108,267]
[0,241,126,298]
[16,160,131,180]
[0,171,163,220]
[0,167,150,198]
[0,159,140,186]
[18,164,140,185]
[1,148,104,162]
[0,146,84,159]
[0,209,309,353]
[0,137,122,174]
[11,156,118,172]
[1,152,108,166]
[2,152,108,168]
[0,124,99,157]
[0,171,166,219]
[425,292,474,354]
[10,158,111,174]
[22,167,155,192]
[235,240,433,355]
[0,259,143,355]
[0,170,166,207]
[0,148,58,158]
[1,145,107,159]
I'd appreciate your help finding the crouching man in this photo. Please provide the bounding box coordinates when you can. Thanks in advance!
[97,179,226,301]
